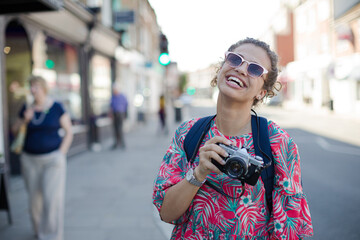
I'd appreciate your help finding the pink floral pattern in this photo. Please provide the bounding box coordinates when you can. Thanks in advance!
[153,117,313,239]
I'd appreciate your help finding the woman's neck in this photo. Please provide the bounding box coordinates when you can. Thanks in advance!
[216,95,253,137]
[34,96,48,109]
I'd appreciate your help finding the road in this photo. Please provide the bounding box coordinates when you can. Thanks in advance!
[287,128,360,240]
[1,103,359,239]
[176,103,360,240]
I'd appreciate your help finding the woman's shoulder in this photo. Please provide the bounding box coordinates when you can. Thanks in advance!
[267,119,292,143]
[52,100,63,106]
[50,101,66,114]
[176,117,203,133]
[174,117,211,141]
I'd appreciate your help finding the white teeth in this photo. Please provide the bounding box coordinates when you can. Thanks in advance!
[228,76,244,87]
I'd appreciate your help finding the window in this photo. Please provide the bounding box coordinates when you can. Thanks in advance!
[33,33,83,125]
[90,54,112,116]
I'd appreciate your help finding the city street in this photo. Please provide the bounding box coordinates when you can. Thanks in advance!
[261,105,360,240]
[2,1,360,240]
[0,103,360,239]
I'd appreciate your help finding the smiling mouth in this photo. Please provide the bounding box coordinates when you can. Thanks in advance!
[227,76,246,88]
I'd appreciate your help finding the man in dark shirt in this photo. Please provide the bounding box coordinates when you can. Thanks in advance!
[110,83,128,149]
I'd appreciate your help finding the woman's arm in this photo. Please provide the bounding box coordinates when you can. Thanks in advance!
[160,136,231,223]
[59,113,73,155]
[160,178,201,222]
[11,108,34,135]
[11,118,25,136]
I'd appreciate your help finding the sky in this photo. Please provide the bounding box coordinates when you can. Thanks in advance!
[148,0,280,72]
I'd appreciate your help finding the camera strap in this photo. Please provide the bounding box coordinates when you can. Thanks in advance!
[184,113,274,212]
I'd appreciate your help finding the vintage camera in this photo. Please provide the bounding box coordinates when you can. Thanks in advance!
[211,143,265,186]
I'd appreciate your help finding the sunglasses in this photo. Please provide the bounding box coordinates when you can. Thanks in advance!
[225,51,268,78]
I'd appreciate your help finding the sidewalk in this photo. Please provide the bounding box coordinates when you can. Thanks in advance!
[0,114,178,240]
[257,104,360,147]
[192,98,360,147]
[0,101,359,240]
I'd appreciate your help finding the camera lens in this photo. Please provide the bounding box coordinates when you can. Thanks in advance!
[225,157,246,178]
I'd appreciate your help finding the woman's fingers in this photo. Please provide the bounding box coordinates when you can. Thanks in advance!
[200,144,228,159]
[24,109,34,122]
[196,136,236,178]
[197,151,222,177]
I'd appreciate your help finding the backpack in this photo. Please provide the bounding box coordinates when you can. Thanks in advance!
[183,114,275,212]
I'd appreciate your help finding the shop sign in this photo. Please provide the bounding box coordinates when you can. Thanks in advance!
[145,61,153,68]
[0,0,64,14]
[114,10,135,24]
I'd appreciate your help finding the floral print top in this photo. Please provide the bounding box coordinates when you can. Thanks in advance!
[153,117,313,240]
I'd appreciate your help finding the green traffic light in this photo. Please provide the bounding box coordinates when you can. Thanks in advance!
[159,53,170,66]
[187,86,196,95]
[45,59,55,69]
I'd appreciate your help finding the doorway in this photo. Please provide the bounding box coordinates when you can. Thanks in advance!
[5,20,32,175]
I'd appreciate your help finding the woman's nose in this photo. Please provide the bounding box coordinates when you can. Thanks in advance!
[234,61,248,76]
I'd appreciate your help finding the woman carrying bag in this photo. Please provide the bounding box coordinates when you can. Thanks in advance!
[12,75,73,240]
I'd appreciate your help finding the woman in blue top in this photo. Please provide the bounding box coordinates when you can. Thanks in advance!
[12,75,73,240]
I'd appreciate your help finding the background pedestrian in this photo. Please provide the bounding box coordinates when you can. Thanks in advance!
[158,94,168,134]
[110,83,128,149]
[12,75,73,240]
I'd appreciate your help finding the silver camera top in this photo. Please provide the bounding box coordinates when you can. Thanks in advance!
[218,143,264,167]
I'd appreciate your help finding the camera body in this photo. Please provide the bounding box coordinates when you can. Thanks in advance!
[211,143,265,186]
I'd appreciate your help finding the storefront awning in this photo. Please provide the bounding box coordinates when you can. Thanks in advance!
[0,0,64,14]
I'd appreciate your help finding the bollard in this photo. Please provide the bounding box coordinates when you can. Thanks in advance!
[175,107,182,122]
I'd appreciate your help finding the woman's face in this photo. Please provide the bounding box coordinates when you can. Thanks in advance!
[30,82,47,99]
[217,43,271,104]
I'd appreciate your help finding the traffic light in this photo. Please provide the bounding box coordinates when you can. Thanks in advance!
[159,33,170,66]
[45,59,55,69]
[159,53,170,66]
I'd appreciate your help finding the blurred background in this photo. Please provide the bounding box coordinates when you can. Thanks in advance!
[0,0,359,239]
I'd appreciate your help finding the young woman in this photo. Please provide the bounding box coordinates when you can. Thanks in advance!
[12,75,73,240]
[153,38,313,239]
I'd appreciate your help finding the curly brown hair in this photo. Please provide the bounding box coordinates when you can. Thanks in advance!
[211,37,281,106]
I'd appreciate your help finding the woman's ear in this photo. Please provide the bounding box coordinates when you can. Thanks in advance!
[256,89,267,100]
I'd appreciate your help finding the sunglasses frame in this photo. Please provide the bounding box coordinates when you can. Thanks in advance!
[224,51,268,78]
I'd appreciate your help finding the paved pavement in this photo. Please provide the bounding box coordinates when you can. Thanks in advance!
[0,101,359,240]
[258,103,360,148]
[0,113,176,240]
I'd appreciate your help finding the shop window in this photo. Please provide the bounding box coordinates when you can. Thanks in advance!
[32,34,83,125]
[90,54,112,117]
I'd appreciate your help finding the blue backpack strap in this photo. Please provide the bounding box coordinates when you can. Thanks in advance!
[251,115,275,213]
[184,115,216,163]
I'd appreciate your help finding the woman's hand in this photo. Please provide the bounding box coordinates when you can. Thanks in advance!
[23,108,34,124]
[160,136,236,223]
[195,136,235,181]
[59,113,73,156]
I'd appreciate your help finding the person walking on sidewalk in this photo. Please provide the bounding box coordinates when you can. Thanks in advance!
[158,94,168,135]
[110,83,128,149]
[153,38,313,239]
[12,75,73,240]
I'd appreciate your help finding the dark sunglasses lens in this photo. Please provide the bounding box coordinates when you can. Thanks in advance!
[227,53,243,66]
[248,64,264,77]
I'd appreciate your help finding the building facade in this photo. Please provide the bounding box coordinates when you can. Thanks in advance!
[0,0,167,176]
